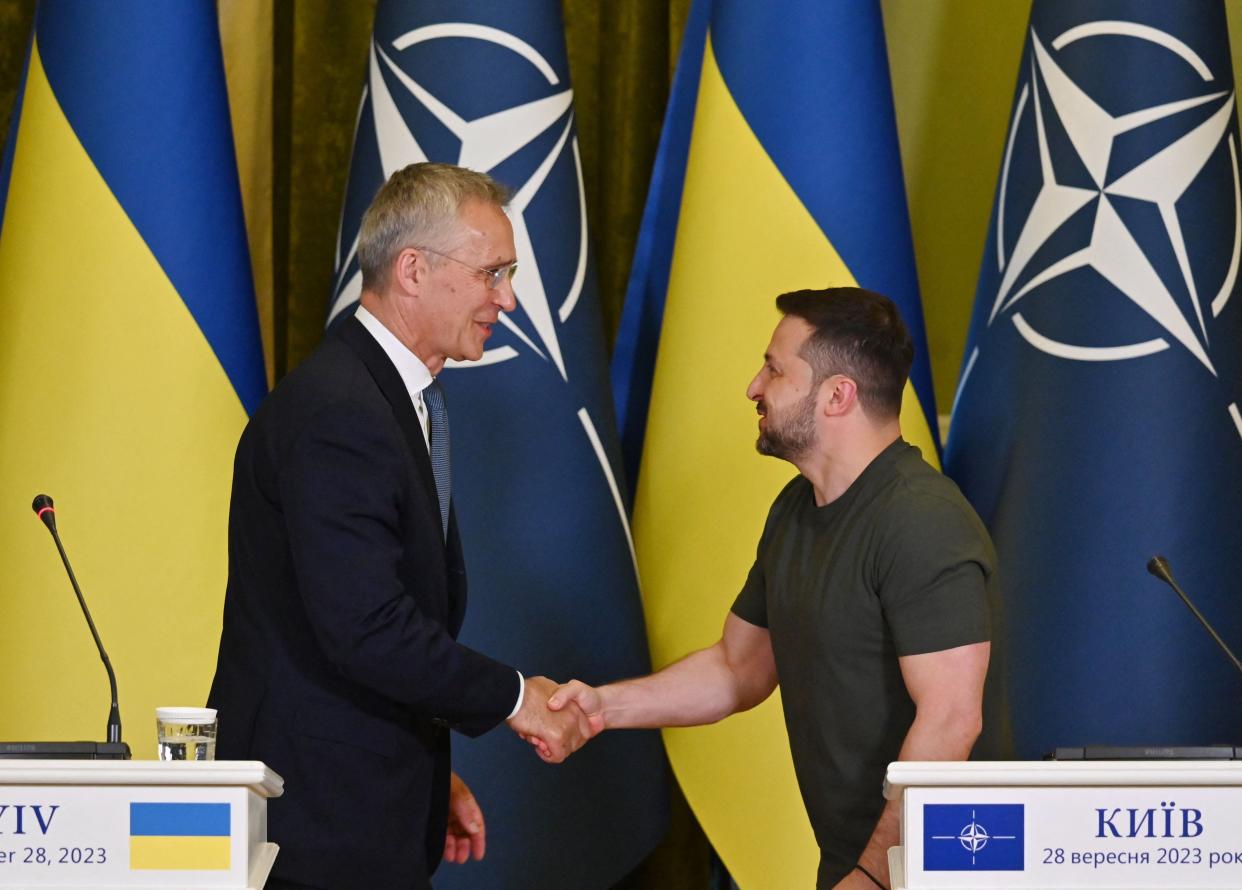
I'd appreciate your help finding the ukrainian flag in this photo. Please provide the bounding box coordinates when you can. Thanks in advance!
[0,3,264,751]
[129,802,231,870]
[613,1,936,885]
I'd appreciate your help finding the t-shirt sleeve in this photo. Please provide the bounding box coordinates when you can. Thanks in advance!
[730,482,800,629]
[731,558,769,628]
[876,493,995,656]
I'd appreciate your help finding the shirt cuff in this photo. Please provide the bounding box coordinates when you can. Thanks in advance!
[506,670,525,720]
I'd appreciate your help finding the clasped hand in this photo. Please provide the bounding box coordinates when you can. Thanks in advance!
[506,676,601,762]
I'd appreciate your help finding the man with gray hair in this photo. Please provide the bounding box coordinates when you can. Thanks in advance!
[208,162,588,890]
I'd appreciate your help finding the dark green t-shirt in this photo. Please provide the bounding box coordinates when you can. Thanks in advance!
[732,439,1007,887]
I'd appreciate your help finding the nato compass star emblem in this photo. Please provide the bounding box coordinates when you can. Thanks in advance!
[327,22,584,380]
[956,20,1242,439]
[327,21,635,566]
[930,810,1018,866]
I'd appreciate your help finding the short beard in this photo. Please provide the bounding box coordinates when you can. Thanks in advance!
[756,391,818,461]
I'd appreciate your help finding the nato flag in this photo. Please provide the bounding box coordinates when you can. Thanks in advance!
[944,0,1242,759]
[326,2,667,887]
[923,804,1024,872]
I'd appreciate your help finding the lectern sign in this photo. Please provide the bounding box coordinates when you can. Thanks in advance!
[0,761,280,889]
[903,786,1242,887]
[0,787,243,886]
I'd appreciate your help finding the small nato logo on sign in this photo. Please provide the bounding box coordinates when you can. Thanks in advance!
[924,804,1023,871]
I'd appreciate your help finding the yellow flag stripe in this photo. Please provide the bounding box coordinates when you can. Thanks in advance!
[129,836,231,870]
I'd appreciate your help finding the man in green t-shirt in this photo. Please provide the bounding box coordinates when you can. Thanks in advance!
[547,286,1005,889]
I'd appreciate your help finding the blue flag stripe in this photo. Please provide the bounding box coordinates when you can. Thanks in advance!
[610,0,711,491]
[130,803,230,837]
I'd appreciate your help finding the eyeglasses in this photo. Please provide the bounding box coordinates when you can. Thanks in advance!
[417,246,518,290]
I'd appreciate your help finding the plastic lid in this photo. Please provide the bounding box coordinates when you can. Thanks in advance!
[155,707,217,722]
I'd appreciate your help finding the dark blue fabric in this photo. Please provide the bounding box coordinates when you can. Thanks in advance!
[329,2,668,886]
[33,0,266,414]
[945,0,1242,759]
[209,319,519,889]
[609,0,711,494]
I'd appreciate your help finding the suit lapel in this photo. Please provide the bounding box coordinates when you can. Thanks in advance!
[337,318,439,519]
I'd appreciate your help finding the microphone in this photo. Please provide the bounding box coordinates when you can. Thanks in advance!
[1148,555,1242,678]
[30,494,125,748]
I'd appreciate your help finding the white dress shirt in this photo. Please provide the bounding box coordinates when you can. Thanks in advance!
[353,305,524,720]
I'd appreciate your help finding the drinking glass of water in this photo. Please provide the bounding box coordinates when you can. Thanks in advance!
[156,707,217,761]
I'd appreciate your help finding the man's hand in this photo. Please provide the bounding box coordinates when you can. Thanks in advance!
[547,680,606,737]
[443,773,485,865]
[506,676,591,762]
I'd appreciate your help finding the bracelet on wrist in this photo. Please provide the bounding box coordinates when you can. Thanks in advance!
[853,862,886,889]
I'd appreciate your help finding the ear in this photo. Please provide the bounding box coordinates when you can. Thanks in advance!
[821,375,859,417]
[392,247,426,297]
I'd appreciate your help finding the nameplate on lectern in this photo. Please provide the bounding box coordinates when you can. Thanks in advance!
[0,760,281,889]
[887,761,1242,889]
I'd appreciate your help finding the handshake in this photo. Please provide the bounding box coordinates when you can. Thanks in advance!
[505,676,604,763]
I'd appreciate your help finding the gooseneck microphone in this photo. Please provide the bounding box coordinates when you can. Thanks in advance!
[31,494,123,746]
[1148,555,1242,678]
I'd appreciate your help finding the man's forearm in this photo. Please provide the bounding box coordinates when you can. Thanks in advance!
[549,614,777,741]
[855,705,983,886]
[594,643,760,730]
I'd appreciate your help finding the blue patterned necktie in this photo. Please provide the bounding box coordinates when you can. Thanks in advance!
[422,379,451,539]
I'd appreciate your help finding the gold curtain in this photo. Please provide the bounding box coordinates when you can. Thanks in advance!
[0,0,36,139]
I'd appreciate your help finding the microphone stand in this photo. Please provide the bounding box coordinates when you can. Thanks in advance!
[0,496,130,759]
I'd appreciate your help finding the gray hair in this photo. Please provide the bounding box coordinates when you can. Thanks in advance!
[357,162,510,290]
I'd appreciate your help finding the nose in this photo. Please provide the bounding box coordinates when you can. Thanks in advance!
[494,276,517,313]
[746,371,764,402]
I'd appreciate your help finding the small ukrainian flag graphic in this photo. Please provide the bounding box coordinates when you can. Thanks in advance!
[129,803,231,870]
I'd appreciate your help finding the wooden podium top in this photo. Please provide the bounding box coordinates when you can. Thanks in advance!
[0,760,284,797]
[886,760,1242,799]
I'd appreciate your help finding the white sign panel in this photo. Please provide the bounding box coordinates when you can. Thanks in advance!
[0,784,255,887]
[904,785,1242,888]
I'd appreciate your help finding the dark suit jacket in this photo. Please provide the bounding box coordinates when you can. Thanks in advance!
[208,318,518,889]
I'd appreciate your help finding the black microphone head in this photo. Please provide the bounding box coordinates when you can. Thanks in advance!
[32,493,56,532]
[1147,555,1171,580]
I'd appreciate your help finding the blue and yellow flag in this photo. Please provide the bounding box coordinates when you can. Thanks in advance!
[945,1,1242,759]
[328,2,667,886]
[129,803,231,871]
[612,1,937,885]
[0,2,265,753]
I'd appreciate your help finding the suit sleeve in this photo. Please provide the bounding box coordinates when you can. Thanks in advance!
[279,397,517,736]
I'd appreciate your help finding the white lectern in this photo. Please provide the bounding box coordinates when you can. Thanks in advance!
[886,761,1242,889]
[0,760,282,888]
